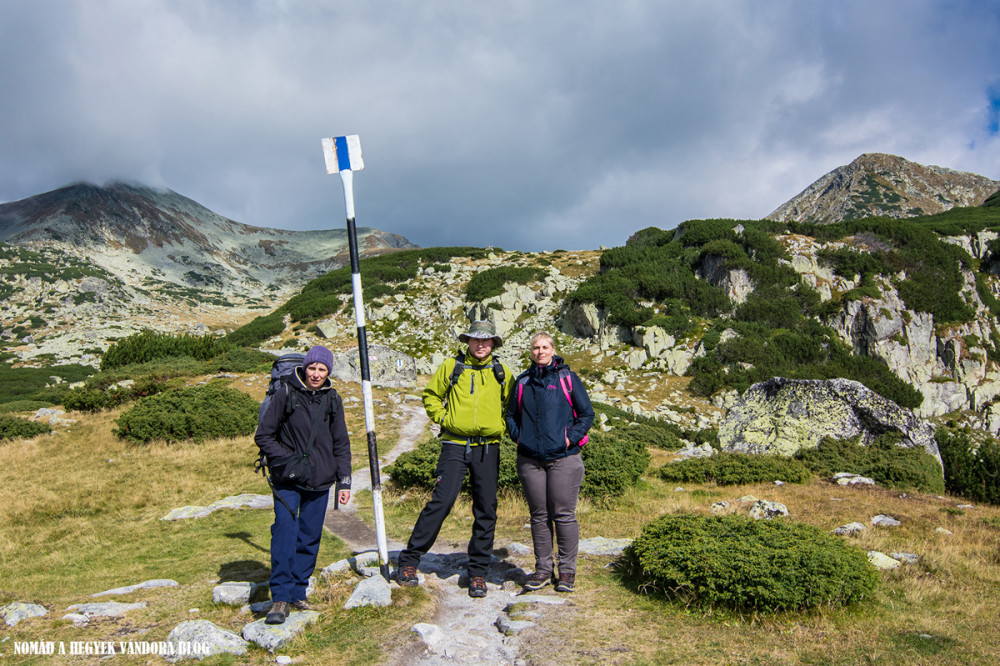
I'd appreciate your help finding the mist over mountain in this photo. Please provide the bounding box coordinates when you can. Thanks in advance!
[0,181,417,300]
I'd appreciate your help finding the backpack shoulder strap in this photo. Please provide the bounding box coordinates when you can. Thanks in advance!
[515,374,529,414]
[443,352,465,406]
[492,358,506,387]
[557,368,574,402]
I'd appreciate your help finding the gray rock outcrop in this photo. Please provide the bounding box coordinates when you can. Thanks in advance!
[718,377,942,468]
[327,344,418,388]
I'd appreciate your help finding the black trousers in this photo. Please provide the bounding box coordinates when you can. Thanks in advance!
[398,442,500,578]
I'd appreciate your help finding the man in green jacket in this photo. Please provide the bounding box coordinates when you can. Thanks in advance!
[396,320,512,598]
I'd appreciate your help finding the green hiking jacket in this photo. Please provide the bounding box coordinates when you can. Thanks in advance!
[422,351,512,442]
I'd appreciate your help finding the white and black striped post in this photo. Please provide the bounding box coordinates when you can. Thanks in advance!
[321,135,390,581]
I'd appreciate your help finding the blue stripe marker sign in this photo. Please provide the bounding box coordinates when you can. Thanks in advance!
[320,134,390,582]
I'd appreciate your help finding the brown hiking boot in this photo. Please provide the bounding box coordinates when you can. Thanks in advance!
[396,565,419,587]
[265,601,290,624]
[523,571,553,592]
[468,576,487,598]
[555,573,575,593]
[290,600,312,611]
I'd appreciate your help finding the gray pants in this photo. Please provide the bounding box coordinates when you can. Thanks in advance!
[516,453,585,576]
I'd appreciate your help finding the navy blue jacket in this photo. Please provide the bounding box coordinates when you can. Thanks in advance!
[505,356,595,462]
[255,367,352,491]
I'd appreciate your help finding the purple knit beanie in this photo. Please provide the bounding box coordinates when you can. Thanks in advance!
[302,345,334,372]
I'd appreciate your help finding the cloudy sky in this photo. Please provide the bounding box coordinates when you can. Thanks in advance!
[2,1,998,252]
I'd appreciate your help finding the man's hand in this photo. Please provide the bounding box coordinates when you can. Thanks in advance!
[338,489,351,505]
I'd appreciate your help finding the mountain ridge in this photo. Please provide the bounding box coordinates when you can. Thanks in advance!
[0,181,417,301]
[767,153,1000,223]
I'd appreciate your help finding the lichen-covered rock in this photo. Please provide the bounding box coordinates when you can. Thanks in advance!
[1,602,48,626]
[164,619,248,662]
[718,377,941,466]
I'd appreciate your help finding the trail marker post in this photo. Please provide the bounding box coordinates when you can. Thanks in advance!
[321,134,390,581]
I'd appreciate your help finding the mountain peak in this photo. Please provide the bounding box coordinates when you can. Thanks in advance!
[767,154,1000,223]
[0,180,417,301]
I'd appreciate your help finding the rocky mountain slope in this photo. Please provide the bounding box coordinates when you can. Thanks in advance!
[0,181,415,299]
[6,156,1000,443]
[0,182,416,366]
[767,153,1000,223]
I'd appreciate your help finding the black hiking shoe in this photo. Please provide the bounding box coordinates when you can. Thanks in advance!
[265,601,290,625]
[523,571,553,592]
[396,565,419,587]
[468,576,488,598]
[555,573,575,593]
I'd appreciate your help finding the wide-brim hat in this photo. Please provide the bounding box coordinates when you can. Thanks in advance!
[458,320,503,348]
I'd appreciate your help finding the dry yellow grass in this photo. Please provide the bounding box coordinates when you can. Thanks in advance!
[4,376,1000,664]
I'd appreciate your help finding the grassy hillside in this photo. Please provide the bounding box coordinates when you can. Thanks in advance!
[3,372,1000,663]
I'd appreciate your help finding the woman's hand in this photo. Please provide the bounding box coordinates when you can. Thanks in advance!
[565,435,571,449]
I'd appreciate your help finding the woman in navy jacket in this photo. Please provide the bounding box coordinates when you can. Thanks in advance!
[505,331,594,593]
[255,346,351,624]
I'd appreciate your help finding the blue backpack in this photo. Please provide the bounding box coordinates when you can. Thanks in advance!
[258,353,338,423]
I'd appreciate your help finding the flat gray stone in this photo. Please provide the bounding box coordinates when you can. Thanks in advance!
[890,552,920,564]
[164,619,249,662]
[411,622,445,645]
[508,595,566,608]
[1,602,48,626]
[161,494,273,521]
[496,615,536,634]
[344,575,392,609]
[92,578,179,597]
[213,582,258,606]
[832,522,866,536]
[242,611,320,652]
[867,551,901,570]
[66,601,147,617]
[872,515,901,527]
[578,537,632,556]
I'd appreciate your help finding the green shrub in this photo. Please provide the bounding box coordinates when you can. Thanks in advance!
[385,436,519,492]
[794,434,944,493]
[102,330,228,371]
[386,428,648,500]
[937,427,1000,505]
[658,452,812,485]
[618,514,878,612]
[0,415,51,442]
[592,401,703,451]
[62,377,165,413]
[579,429,650,498]
[465,266,547,302]
[113,382,260,444]
[0,400,53,414]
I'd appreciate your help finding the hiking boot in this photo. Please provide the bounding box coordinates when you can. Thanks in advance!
[265,601,290,625]
[523,571,553,592]
[396,565,419,587]
[555,573,575,593]
[468,576,488,598]
[290,600,312,611]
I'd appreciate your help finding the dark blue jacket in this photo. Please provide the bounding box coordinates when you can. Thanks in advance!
[505,356,595,462]
[255,367,352,491]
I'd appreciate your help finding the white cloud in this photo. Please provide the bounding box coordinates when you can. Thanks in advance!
[1,0,998,250]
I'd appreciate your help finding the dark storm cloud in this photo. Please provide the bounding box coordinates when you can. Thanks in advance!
[1,1,998,251]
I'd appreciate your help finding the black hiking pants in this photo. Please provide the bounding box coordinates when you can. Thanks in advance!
[398,442,500,579]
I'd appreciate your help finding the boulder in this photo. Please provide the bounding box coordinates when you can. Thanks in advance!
[327,344,417,388]
[718,377,942,468]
